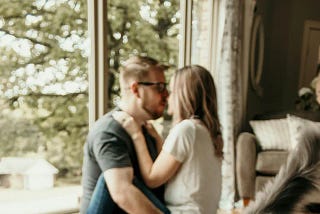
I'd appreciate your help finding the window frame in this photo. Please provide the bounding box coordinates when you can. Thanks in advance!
[87,0,109,128]
[87,0,220,127]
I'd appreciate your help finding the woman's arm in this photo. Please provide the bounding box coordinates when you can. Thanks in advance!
[145,122,164,153]
[113,111,181,188]
[132,132,181,188]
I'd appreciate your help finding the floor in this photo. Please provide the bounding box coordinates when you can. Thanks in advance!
[0,186,81,213]
[0,186,246,214]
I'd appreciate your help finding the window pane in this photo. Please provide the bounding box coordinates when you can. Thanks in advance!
[191,0,211,68]
[0,0,88,187]
[107,0,180,108]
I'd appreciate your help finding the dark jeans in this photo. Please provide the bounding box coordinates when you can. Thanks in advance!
[87,174,170,214]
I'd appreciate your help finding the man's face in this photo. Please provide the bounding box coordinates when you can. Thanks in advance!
[137,69,168,120]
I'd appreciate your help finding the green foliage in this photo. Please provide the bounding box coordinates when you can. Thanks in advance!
[0,0,89,177]
[0,110,46,157]
[107,0,179,100]
[0,0,179,178]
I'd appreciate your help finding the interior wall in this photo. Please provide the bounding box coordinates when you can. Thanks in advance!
[283,0,320,109]
[244,0,320,131]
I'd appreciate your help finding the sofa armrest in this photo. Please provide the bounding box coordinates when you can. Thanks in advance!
[236,132,257,199]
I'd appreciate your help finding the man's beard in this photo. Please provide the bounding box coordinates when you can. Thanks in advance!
[140,100,163,120]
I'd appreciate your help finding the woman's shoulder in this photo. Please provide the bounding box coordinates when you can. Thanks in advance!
[168,119,197,139]
[174,119,196,131]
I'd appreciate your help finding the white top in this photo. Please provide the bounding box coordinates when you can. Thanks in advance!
[162,119,222,214]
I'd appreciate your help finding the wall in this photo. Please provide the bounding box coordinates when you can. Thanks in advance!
[244,0,320,131]
[283,0,320,109]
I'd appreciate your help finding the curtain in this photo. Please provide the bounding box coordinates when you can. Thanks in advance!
[215,0,245,210]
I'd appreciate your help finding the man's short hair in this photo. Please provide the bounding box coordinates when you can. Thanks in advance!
[119,56,168,83]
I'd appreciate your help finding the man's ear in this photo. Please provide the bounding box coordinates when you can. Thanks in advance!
[130,81,140,98]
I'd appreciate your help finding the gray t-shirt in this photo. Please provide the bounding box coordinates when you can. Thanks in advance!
[81,109,164,213]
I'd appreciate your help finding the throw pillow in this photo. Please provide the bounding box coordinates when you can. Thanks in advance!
[249,119,291,150]
[287,114,320,149]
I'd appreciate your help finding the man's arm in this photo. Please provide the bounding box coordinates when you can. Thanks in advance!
[104,167,162,214]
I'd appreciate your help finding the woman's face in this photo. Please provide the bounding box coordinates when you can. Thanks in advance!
[167,77,175,116]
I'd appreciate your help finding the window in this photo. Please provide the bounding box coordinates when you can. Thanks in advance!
[191,0,212,68]
[0,0,88,211]
[88,0,180,137]
[179,0,217,71]
[0,0,88,184]
[0,0,219,212]
[106,0,180,109]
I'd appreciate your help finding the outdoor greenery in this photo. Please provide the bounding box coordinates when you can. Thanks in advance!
[0,0,179,178]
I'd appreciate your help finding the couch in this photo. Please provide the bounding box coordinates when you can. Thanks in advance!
[236,110,320,200]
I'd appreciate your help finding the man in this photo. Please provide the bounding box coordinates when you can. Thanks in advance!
[80,56,169,213]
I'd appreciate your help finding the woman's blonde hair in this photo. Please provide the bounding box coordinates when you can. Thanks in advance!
[172,65,223,157]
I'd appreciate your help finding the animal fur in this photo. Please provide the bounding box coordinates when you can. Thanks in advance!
[244,127,320,214]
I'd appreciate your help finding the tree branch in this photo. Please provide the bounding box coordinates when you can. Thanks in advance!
[7,91,88,105]
[0,28,52,48]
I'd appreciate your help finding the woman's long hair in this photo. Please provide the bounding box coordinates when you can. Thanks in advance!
[171,65,223,158]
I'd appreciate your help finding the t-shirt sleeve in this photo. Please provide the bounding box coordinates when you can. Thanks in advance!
[162,120,195,163]
[93,131,131,171]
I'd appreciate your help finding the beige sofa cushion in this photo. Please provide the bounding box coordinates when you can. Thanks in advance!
[256,151,288,175]
[249,119,291,150]
[287,114,320,149]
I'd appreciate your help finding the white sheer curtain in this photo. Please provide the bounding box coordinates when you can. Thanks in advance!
[214,0,245,209]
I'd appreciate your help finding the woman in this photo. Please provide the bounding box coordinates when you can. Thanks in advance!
[114,65,223,213]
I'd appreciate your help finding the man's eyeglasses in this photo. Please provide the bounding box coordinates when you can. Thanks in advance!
[137,82,167,93]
